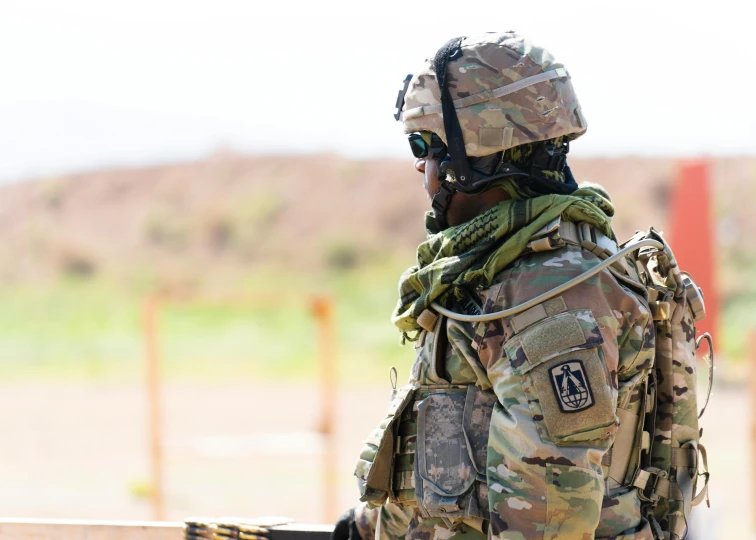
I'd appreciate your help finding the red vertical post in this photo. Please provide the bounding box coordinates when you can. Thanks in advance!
[668,159,718,341]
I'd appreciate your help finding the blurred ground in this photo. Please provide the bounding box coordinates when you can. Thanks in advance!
[0,379,746,538]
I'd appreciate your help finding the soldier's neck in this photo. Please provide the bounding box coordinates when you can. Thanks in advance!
[446,188,511,227]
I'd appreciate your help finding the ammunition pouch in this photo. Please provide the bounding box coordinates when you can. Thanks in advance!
[414,385,495,519]
[354,384,496,520]
[355,384,417,506]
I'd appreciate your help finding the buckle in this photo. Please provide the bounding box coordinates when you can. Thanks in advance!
[579,222,597,251]
[650,301,672,321]
[530,216,562,240]
[634,467,669,504]
[431,182,456,229]
[576,222,617,259]
[530,141,569,172]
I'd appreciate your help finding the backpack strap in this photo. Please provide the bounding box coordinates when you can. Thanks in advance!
[691,443,710,508]
[524,217,645,288]
[525,216,619,260]
[432,314,449,382]
[696,333,714,419]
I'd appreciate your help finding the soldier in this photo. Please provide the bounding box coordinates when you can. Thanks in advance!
[334,32,662,539]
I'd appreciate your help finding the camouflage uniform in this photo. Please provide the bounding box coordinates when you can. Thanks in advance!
[349,31,672,540]
[355,241,656,539]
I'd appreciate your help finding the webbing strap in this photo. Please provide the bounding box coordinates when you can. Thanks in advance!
[556,219,581,246]
[634,444,705,528]
[633,468,672,501]
[648,514,665,540]
[432,315,449,382]
[525,217,619,261]
[692,479,710,507]
[667,515,687,540]
[417,309,439,333]
[696,333,715,419]
[430,182,455,231]
[393,470,415,490]
[671,447,697,468]
[676,456,695,524]
[529,237,553,252]
[433,37,471,185]
[395,435,416,455]
[403,68,570,119]
[692,443,711,508]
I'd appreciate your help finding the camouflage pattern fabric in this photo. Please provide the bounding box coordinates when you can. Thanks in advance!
[392,186,615,340]
[638,231,706,537]
[355,503,414,540]
[355,503,488,540]
[401,32,587,157]
[357,238,656,538]
[474,245,655,539]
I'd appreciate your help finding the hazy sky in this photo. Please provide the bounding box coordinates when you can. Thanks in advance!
[1,0,754,182]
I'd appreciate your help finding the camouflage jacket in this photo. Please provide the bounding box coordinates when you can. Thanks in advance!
[356,242,656,540]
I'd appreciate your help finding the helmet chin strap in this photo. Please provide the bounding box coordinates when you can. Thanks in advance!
[431,179,455,230]
[433,37,470,187]
[430,147,574,230]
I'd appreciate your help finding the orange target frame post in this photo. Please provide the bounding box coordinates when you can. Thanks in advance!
[141,291,338,522]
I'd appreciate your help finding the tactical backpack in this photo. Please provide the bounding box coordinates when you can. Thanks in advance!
[625,229,712,539]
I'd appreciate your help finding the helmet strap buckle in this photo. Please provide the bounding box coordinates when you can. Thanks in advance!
[530,140,570,173]
[431,181,456,230]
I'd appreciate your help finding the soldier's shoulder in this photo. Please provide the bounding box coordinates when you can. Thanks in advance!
[477,245,643,314]
[486,245,596,289]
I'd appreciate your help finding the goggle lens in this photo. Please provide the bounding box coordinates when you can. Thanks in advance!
[408,133,429,158]
[408,132,447,159]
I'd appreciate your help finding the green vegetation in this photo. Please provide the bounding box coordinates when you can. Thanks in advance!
[720,293,756,363]
[0,261,417,384]
[0,259,751,384]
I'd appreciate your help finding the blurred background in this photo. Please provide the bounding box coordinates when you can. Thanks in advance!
[0,1,754,538]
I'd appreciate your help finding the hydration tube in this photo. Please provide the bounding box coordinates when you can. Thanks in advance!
[431,238,664,323]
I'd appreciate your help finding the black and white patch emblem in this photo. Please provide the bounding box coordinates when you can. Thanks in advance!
[549,360,594,413]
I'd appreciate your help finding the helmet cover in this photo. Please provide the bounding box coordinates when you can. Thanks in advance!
[400,32,587,157]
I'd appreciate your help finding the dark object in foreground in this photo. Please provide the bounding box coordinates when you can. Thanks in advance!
[185,518,333,540]
[330,508,360,540]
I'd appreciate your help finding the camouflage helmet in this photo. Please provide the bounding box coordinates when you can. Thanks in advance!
[397,31,587,157]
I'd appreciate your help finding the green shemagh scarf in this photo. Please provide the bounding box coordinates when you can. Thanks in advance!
[392,182,615,340]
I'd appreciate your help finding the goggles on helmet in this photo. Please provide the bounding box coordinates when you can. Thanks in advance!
[408,132,447,160]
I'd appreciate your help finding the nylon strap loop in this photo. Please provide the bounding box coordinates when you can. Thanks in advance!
[696,333,715,419]
[433,37,471,186]
[692,443,711,508]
